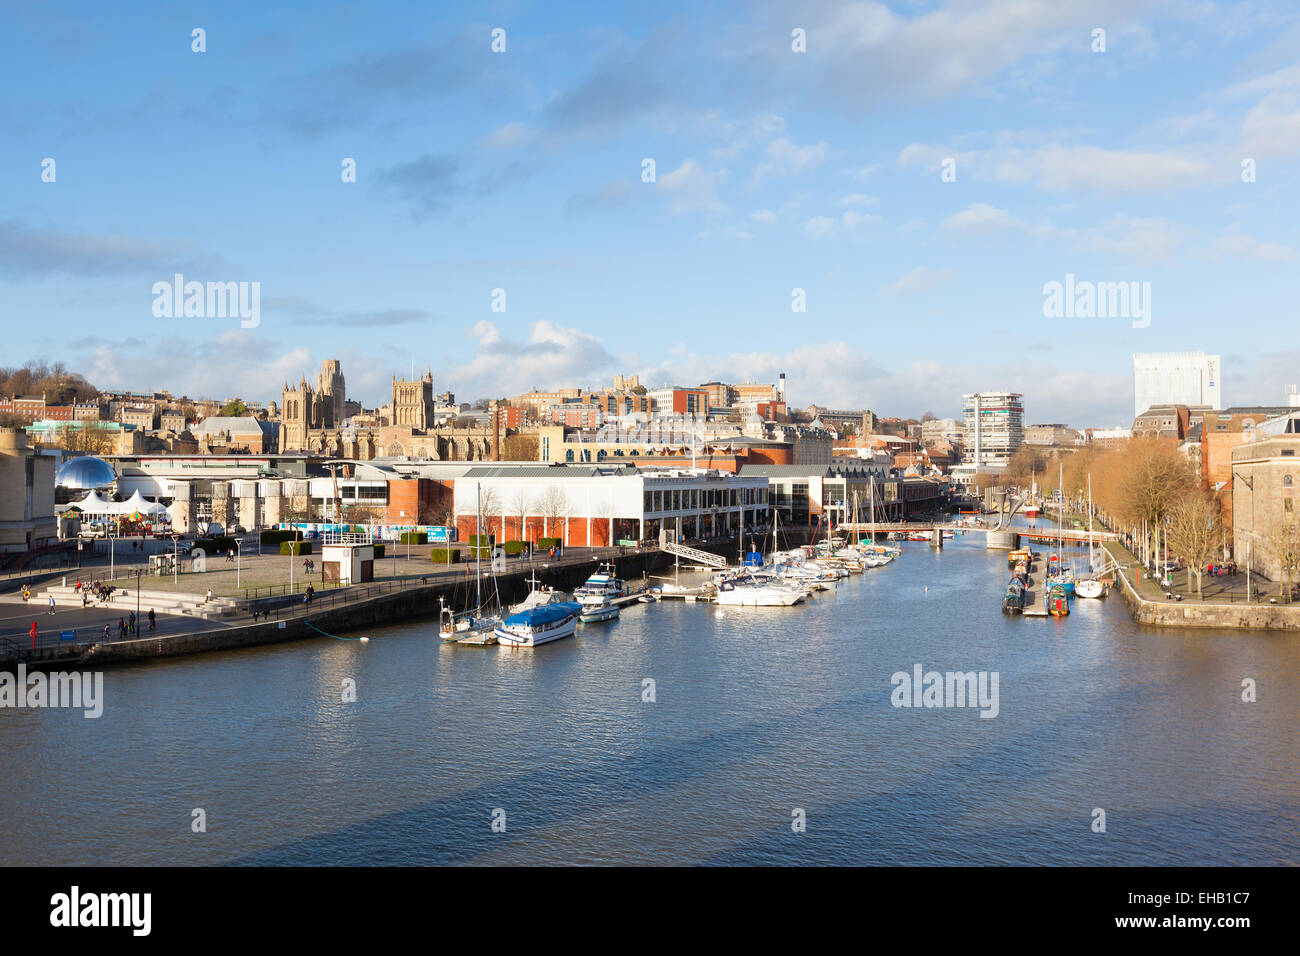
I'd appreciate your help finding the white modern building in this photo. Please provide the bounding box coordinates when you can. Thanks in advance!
[961,392,1024,469]
[452,465,769,547]
[1133,352,1222,418]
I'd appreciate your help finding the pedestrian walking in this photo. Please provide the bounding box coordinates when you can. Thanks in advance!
[117,617,126,639]
[205,588,213,603]
[102,624,110,643]
[48,595,56,616]
[148,608,155,632]
[30,621,38,647]
[128,611,136,635]
[226,548,234,563]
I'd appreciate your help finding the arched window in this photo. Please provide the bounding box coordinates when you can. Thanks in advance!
[1285,474,1294,487]
[597,449,607,462]
[565,449,574,462]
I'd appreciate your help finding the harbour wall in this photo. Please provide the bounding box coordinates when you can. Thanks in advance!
[1107,543,1300,631]
[47,537,791,668]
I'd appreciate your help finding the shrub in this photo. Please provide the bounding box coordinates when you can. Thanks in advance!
[502,540,526,556]
[400,531,428,545]
[260,529,297,545]
[280,540,313,555]
[536,537,561,550]
[192,536,237,554]
[430,548,461,563]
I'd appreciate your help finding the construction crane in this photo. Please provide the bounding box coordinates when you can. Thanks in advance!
[326,463,344,526]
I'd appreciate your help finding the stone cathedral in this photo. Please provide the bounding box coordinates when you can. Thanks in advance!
[279,360,497,461]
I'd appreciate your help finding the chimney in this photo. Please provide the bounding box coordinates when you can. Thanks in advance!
[491,400,501,461]
[778,373,786,402]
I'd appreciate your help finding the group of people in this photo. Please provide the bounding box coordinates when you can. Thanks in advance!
[1206,561,1238,577]
[302,558,316,574]
[102,609,156,641]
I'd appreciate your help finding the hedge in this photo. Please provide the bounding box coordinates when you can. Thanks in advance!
[260,529,298,545]
[430,548,461,563]
[536,537,561,550]
[193,536,237,554]
[502,540,527,556]
[400,532,427,544]
[280,540,313,555]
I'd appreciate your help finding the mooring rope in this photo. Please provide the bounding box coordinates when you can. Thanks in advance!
[306,621,369,642]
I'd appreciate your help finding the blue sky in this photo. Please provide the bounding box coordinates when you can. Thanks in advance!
[3,0,1299,427]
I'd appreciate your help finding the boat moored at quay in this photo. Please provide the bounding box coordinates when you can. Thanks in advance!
[495,601,584,647]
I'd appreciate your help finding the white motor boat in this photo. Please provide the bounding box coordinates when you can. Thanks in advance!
[713,573,806,606]
[579,598,620,623]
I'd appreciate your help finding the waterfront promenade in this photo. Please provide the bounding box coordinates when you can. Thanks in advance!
[0,533,763,665]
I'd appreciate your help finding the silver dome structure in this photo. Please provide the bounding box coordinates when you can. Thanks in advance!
[55,455,117,490]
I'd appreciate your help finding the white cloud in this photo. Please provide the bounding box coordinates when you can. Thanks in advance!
[943,202,1023,231]
[803,216,836,238]
[1240,92,1300,159]
[1209,232,1297,263]
[753,137,828,182]
[888,266,955,295]
[448,320,617,396]
[841,210,880,228]
[750,208,778,223]
[472,320,502,346]
[481,122,533,149]
[841,193,879,207]
[902,141,1216,195]
[657,159,726,214]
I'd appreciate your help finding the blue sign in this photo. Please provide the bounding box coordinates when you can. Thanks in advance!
[59,630,75,641]
[428,526,452,543]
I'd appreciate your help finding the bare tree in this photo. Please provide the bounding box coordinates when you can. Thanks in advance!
[57,422,115,456]
[509,489,529,541]
[1267,516,1300,603]
[1164,492,1222,598]
[501,432,539,461]
[478,487,503,541]
[536,486,571,540]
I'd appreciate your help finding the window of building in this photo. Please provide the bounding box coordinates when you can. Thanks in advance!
[1284,475,1294,487]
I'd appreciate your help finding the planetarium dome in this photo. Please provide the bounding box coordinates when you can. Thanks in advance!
[55,455,117,490]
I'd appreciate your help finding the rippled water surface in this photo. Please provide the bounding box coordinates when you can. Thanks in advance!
[3,536,1297,865]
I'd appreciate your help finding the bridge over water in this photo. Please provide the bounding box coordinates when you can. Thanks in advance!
[835,521,1117,549]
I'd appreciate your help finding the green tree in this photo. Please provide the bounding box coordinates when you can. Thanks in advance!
[219,399,248,417]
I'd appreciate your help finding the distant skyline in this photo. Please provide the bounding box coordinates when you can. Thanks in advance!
[4,0,1300,428]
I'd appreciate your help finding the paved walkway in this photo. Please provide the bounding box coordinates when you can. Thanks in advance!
[1104,539,1293,605]
[0,600,234,654]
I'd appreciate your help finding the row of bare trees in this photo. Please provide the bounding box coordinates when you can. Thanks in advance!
[1020,438,1300,599]
[475,487,574,540]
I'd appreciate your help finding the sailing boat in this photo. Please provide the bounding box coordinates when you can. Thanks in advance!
[439,485,503,642]
[1075,473,1105,598]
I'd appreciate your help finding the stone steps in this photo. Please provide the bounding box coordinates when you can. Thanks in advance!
[39,584,240,619]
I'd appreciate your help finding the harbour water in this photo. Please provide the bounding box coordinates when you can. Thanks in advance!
[3,534,1297,865]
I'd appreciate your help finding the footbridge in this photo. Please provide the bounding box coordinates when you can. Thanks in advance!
[835,521,1117,548]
